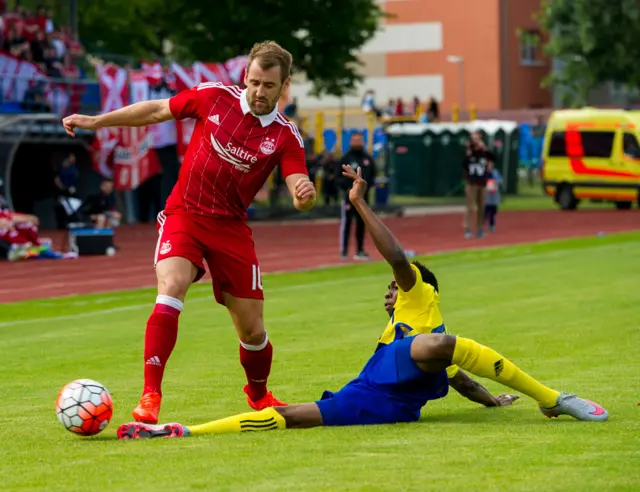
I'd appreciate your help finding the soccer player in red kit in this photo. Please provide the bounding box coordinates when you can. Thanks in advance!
[62,41,316,424]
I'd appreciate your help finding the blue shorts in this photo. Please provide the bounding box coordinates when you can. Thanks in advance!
[315,336,449,426]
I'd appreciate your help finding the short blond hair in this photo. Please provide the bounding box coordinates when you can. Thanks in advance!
[247,41,293,82]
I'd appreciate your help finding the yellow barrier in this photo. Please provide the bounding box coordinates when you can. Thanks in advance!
[306,109,385,154]
[314,112,325,154]
[303,104,475,156]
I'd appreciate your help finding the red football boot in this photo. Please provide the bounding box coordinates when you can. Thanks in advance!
[244,385,288,410]
[132,392,162,424]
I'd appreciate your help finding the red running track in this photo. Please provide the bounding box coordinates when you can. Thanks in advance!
[0,209,638,303]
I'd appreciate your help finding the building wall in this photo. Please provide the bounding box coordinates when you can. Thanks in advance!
[501,0,552,109]
[383,0,502,112]
[290,0,550,111]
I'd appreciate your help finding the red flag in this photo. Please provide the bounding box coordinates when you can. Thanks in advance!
[113,126,161,190]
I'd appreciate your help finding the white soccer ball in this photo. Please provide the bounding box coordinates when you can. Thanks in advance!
[55,379,114,436]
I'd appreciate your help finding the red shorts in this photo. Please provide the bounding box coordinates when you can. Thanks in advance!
[154,211,263,305]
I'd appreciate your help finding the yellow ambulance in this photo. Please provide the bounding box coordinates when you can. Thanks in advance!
[541,108,640,209]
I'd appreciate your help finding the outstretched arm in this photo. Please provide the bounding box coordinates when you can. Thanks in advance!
[449,369,519,407]
[341,165,416,291]
[62,99,173,136]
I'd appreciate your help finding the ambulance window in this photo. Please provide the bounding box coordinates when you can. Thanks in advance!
[623,133,640,158]
[581,131,614,158]
[548,131,566,156]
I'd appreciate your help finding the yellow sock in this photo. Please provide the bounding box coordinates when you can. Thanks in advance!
[187,407,286,436]
[452,337,560,408]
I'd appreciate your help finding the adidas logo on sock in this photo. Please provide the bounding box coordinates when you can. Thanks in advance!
[146,356,162,366]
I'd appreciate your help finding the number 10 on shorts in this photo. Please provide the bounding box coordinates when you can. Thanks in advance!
[252,265,263,291]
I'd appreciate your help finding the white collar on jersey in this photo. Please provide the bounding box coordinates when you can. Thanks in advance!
[240,88,278,127]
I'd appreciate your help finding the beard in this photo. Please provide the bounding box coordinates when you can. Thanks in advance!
[250,89,281,116]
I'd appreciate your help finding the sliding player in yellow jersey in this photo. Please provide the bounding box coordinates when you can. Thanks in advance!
[117,165,608,440]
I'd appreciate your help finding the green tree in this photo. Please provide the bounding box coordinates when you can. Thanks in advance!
[78,0,384,97]
[539,0,640,106]
[77,0,168,63]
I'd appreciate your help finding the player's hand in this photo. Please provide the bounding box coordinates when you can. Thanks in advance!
[342,164,367,203]
[293,178,316,210]
[62,114,99,137]
[494,394,519,406]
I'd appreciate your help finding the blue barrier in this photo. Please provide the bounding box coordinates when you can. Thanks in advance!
[80,82,101,108]
[321,127,387,157]
[518,122,544,169]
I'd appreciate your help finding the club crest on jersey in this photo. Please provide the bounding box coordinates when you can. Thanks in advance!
[259,137,276,155]
[160,240,171,255]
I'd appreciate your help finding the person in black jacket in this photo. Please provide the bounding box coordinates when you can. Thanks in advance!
[337,131,376,260]
[80,179,122,229]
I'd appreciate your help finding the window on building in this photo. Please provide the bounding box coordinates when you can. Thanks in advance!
[519,30,542,66]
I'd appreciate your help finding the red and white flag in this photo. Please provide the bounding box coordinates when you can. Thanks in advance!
[93,63,129,181]
[113,126,161,190]
[141,60,163,87]
[170,61,236,161]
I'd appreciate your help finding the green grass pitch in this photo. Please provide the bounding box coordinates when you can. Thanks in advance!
[1,232,639,491]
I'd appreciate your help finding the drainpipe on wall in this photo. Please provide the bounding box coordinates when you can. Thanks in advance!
[499,0,509,109]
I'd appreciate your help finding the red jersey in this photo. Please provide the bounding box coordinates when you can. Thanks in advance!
[166,82,307,220]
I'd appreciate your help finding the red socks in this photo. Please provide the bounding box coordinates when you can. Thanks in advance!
[240,336,273,401]
[142,295,183,395]
[143,294,272,402]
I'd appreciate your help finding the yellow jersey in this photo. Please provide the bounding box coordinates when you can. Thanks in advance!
[376,264,459,378]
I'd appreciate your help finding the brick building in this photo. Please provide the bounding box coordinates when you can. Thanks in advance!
[290,0,552,112]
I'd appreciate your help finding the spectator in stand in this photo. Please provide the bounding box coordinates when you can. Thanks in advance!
[411,96,421,116]
[80,179,122,229]
[54,152,79,197]
[30,28,48,67]
[383,98,395,117]
[427,96,440,122]
[22,9,40,42]
[43,43,63,77]
[21,79,50,112]
[62,26,84,58]
[3,5,23,39]
[34,5,47,32]
[49,31,66,61]
[4,24,30,60]
[361,89,382,117]
[395,98,406,116]
[45,8,55,34]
